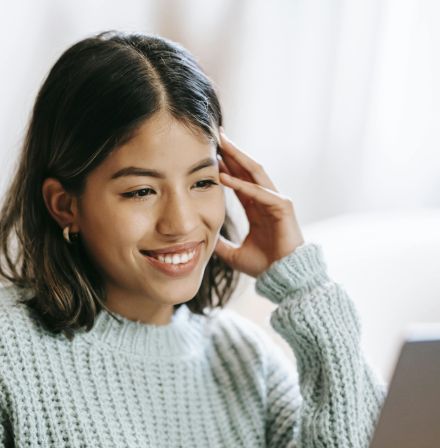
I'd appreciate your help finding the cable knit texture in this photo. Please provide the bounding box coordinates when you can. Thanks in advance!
[0,243,385,447]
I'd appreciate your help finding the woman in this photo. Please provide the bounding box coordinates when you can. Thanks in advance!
[0,30,385,447]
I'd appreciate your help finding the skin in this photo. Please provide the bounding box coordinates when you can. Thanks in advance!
[43,110,226,325]
[43,111,305,326]
[214,129,304,277]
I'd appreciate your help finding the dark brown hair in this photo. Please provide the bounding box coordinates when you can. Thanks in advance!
[0,30,241,340]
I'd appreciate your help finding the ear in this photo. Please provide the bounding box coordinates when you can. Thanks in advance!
[41,178,79,232]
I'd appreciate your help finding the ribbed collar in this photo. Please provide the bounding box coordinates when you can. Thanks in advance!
[80,304,206,358]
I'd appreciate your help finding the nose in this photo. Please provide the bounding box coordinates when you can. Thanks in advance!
[155,190,199,237]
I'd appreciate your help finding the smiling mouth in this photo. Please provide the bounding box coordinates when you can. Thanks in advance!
[140,243,203,276]
[140,249,196,262]
[140,241,203,258]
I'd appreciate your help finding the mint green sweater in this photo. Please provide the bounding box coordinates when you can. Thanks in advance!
[0,243,385,447]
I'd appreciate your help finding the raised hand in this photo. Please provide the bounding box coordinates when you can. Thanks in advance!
[214,128,304,278]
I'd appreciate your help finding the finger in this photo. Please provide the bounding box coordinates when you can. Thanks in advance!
[219,166,255,209]
[219,172,287,208]
[219,130,278,192]
[214,234,240,267]
[218,142,254,184]
[219,147,265,208]
[218,135,256,182]
[218,153,250,205]
[218,157,232,176]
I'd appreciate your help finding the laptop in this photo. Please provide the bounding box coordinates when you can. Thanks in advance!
[370,324,440,448]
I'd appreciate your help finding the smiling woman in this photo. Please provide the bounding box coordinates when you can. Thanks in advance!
[55,109,228,321]
[0,31,240,332]
[0,30,385,448]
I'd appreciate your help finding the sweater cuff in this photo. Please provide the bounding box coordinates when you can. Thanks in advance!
[254,243,330,305]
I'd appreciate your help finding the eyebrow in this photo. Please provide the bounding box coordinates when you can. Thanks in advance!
[110,157,218,180]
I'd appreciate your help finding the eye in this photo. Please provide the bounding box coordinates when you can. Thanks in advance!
[121,188,155,200]
[122,180,218,202]
[193,179,218,190]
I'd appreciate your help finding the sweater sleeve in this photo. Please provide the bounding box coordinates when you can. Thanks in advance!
[255,243,386,448]
[0,412,10,448]
[0,350,13,448]
[0,391,13,447]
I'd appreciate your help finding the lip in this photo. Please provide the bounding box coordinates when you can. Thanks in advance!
[141,242,203,277]
[142,241,203,255]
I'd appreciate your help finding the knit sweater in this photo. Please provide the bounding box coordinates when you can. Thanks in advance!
[0,243,386,447]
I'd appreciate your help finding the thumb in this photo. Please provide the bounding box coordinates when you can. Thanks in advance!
[214,234,240,267]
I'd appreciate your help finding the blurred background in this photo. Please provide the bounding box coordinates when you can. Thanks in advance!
[1,0,439,381]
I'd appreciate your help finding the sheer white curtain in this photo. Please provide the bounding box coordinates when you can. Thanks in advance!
[1,0,438,223]
[153,0,440,223]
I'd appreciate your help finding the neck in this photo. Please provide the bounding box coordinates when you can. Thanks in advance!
[104,285,175,325]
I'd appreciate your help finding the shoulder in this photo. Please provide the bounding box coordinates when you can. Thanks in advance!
[207,307,273,348]
[0,284,47,362]
[0,284,31,323]
[204,306,294,376]
[0,283,37,326]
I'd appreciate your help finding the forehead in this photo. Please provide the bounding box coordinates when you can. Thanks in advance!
[126,113,214,151]
[101,112,217,175]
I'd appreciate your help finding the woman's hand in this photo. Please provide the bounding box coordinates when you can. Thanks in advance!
[214,128,304,278]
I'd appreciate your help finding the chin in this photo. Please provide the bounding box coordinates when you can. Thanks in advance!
[145,284,201,306]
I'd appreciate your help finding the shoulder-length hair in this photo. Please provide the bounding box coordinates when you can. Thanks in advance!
[0,30,241,340]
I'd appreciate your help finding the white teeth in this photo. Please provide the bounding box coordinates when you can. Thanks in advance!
[156,249,196,265]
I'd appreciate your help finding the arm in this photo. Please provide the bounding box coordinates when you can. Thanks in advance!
[255,243,386,448]
[0,358,13,448]
[0,392,13,448]
[0,411,11,448]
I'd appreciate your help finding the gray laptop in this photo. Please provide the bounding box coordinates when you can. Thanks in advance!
[370,324,440,448]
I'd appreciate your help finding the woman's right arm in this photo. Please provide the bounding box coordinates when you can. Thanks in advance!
[0,396,13,447]
[0,357,13,447]
[256,243,387,447]
[0,414,12,448]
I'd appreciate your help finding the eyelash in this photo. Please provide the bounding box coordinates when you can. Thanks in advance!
[122,179,219,201]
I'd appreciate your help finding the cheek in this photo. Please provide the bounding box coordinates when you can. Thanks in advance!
[205,188,226,230]
[78,195,147,257]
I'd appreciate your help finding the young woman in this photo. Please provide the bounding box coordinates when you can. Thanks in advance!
[0,31,385,447]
